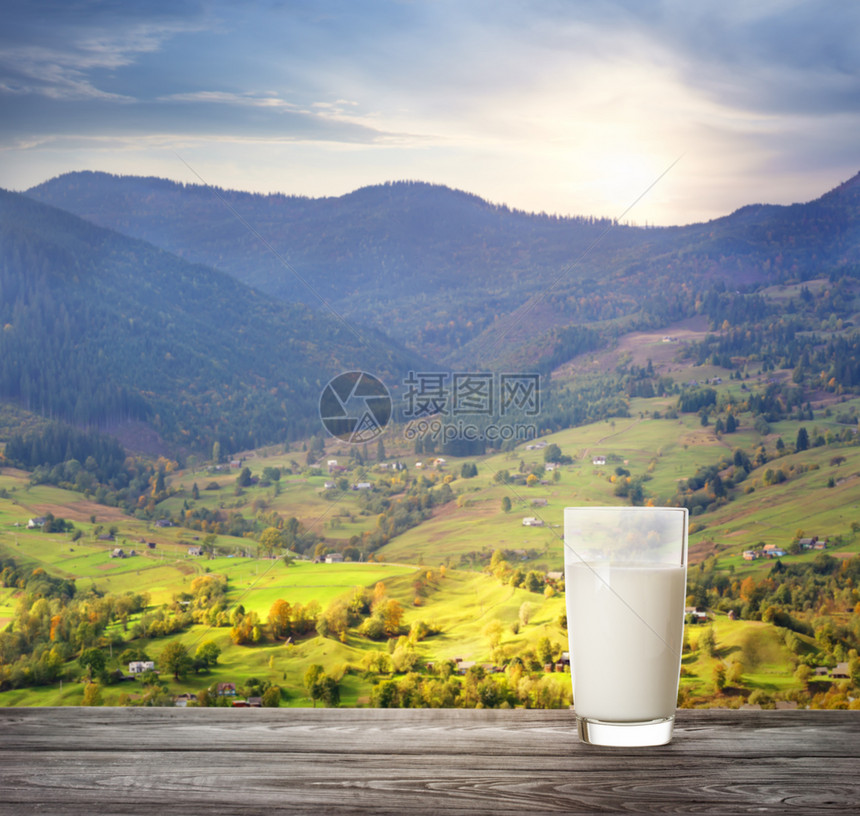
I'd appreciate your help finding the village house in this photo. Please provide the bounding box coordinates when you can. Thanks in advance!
[592,456,606,466]
[685,607,710,623]
[110,548,125,558]
[27,517,46,529]
[325,553,344,564]
[187,546,203,557]
[217,682,237,697]
[762,544,787,558]
[129,661,156,675]
[522,517,544,527]
[352,482,372,490]
[832,662,850,680]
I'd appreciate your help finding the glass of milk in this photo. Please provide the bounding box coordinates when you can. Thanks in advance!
[564,506,688,747]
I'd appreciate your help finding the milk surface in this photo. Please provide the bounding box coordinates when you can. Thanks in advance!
[565,561,686,722]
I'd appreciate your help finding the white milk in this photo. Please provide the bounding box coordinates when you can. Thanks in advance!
[565,561,686,722]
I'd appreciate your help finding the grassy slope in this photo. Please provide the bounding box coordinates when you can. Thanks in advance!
[2,315,858,705]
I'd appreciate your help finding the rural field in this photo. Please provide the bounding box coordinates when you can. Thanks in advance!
[1,298,860,711]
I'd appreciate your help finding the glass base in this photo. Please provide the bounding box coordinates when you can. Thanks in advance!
[576,715,674,747]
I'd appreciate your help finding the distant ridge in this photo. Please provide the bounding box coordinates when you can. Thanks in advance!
[24,169,860,370]
[0,187,421,454]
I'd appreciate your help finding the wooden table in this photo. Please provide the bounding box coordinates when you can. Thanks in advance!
[1,708,857,814]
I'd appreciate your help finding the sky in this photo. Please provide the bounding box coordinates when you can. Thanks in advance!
[0,0,858,225]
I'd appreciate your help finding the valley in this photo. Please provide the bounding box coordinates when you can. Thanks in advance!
[1,171,859,710]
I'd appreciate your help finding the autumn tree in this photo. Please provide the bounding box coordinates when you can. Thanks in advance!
[231,610,262,645]
[712,663,727,694]
[82,682,102,706]
[259,526,286,556]
[268,599,292,639]
[380,598,404,636]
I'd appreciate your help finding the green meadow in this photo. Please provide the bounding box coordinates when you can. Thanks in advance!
[1,356,858,707]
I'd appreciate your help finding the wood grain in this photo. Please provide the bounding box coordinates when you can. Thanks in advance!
[0,708,857,815]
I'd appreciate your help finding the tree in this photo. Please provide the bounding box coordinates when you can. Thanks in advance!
[236,466,253,487]
[194,641,221,671]
[261,466,281,483]
[322,598,351,641]
[543,443,562,463]
[261,685,282,707]
[78,647,106,682]
[796,427,809,452]
[795,664,813,690]
[82,682,102,706]
[268,599,292,639]
[699,626,717,657]
[501,496,512,513]
[728,662,744,686]
[161,641,193,680]
[304,664,326,707]
[372,678,399,708]
[536,636,555,666]
[259,526,286,556]
[712,663,727,694]
[380,599,404,636]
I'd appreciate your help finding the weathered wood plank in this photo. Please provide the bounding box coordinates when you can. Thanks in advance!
[0,709,857,815]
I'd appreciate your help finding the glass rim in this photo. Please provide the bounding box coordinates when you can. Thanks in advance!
[564,505,688,566]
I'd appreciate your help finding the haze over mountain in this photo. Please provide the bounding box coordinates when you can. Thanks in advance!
[2,170,859,455]
[26,170,860,369]
[0,188,421,455]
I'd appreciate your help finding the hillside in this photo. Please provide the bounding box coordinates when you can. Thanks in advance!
[0,189,421,454]
[25,170,860,368]
[1,370,858,709]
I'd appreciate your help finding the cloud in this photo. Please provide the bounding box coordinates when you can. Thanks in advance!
[0,1,210,101]
[0,0,857,223]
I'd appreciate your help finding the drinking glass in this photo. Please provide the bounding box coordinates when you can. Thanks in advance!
[564,506,688,747]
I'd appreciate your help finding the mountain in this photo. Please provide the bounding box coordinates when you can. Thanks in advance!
[0,188,422,455]
[22,173,653,363]
[25,171,860,369]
